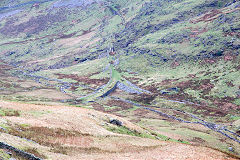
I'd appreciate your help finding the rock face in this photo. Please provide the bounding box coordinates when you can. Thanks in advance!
[0,142,42,160]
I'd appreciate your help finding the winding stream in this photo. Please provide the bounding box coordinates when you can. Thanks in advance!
[110,96,240,144]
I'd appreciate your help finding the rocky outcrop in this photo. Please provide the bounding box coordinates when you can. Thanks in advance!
[0,142,42,160]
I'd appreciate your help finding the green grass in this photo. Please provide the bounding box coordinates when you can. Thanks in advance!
[0,123,10,131]
[104,105,120,111]
[111,65,122,81]
[0,149,11,160]
[27,110,51,117]
[107,125,154,139]
[127,106,138,112]
[0,108,20,117]
[0,0,239,156]
[107,124,190,144]
[229,115,240,121]
[234,99,240,105]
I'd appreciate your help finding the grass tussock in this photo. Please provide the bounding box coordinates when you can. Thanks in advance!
[0,108,20,117]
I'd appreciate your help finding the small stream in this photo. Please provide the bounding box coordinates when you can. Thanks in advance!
[110,96,240,144]
[4,55,240,144]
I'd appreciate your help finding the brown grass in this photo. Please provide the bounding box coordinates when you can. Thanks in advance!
[15,89,72,100]
[0,101,238,160]
[6,125,93,155]
[24,148,47,159]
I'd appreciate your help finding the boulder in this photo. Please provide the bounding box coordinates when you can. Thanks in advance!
[109,118,123,126]
[228,147,234,152]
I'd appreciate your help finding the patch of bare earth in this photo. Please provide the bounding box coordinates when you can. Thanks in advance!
[57,31,95,47]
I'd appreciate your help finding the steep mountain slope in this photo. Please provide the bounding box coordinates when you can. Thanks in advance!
[0,0,240,159]
[0,100,237,160]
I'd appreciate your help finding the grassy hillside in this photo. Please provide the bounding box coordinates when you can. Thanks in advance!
[0,0,240,158]
[1,101,237,160]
